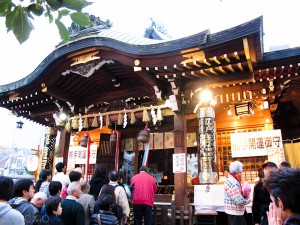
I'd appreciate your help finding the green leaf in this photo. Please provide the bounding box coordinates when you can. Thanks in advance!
[46,0,62,10]
[27,3,44,16]
[0,0,14,17]
[55,19,69,43]
[45,6,53,23]
[57,9,70,20]
[70,12,92,26]
[62,0,93,11]
[5,6,18,32]
[12,6,34,44]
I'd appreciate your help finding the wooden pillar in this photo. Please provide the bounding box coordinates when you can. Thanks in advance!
[133,138,139,175]
[174,112,189,208]
[57,128,71,167]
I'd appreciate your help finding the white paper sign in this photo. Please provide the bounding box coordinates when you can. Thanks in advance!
[173,153,186,173]
[230,129,283,158]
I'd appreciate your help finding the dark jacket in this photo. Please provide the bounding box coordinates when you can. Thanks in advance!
[89,176,109,200]
[284,215,300,225]
[48,216,64,225]
[8,197,38,225]
[60,198,85,225]
[90,210,118,225]
[252,181,271,224]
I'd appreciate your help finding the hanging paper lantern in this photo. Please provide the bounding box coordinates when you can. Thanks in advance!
[27,155,39,172]
[91,116,99,127]
[130,111,136,124]
[80,134,89,147]
[117,113,122,125]
[137,126,150,143]
[110,130,117,142]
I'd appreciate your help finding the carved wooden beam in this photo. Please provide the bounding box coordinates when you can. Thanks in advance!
[134,70,167,100]
[41,85,80,105]
[185,72,254,90]
[81,86,154,105]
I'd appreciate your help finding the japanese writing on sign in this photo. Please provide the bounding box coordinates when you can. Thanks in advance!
[230,129,283,158]
[173,153,186,173]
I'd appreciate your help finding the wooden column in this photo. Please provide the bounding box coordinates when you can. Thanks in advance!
[133,138,139,175]
[57,128,71,167]
[174,112,189,208]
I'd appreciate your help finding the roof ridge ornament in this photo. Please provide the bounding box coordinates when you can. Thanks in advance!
[68,14,113,36]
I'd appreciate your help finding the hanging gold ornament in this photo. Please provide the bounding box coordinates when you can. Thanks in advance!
[91,116,99,127]
[83,117,88,129]
[117,113,122,125]
[157,107,163,121]
[106,115,111,126]
[142,109,150,123]
[130,111,136,124]
[65,119,71,132]
[71,117,78,129]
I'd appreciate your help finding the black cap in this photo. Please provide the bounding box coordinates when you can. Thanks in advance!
[262,161,278,169]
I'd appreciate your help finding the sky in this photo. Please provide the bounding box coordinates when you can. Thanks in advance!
[0,0,300,148]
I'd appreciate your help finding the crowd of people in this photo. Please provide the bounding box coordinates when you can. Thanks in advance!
[1,158,300,225]
[224,160,300,225]
[0,163,157,225]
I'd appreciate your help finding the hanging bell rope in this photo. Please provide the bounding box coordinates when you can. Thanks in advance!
[91,116,99,127]
[157,107,163,121]
[106,115,111,127]
[130,111,136,124]
[117,113,122,125]
[142,109,150,123]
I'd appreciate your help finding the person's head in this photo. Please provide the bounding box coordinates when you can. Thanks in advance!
[79,180,90,194]
[229,161,243,179]
[265,168,300,223]
[109,170,119,182]
[0,176,15,201]
[31,192,47,209]
[35,169,52,192]
[98,194,114,211]
[262,161,278,178]
[69,171,82,182]
[118,171,125,184]
[74,167,83,175]
[140,166,149,173]
[67,181,81,198]
[280,161,291,169]
[45,198,62,216]
[14,178,35,200]
[98,184,116,201]
[224,167,229,178]
[55,162,66,173]
[94,163,106,177]
[257,167,265,180]
[49,181,62,196]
